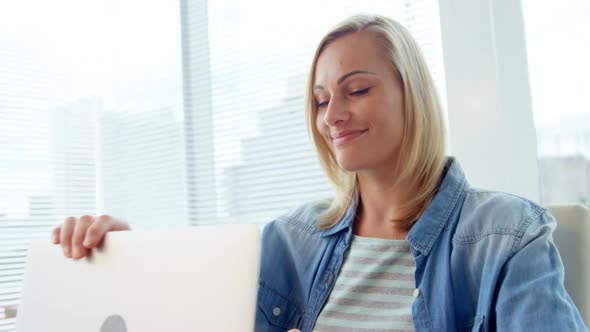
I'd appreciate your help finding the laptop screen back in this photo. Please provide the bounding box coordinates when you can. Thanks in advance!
[16,224,260,332]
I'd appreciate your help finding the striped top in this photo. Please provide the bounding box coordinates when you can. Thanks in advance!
[313,235,416,332]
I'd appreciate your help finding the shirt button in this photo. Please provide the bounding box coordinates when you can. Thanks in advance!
[273,307,281,316]
[413,288,420,298]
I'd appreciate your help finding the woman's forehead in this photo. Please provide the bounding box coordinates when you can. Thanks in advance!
[314,32,388,84]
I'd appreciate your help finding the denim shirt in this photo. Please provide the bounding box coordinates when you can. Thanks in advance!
[255,158,588,332]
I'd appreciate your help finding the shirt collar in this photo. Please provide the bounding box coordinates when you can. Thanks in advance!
[316,194,358,238]
[406,157,469,255]
[316,157,469,255]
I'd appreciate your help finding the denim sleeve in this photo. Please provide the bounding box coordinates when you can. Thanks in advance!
[255,220,306,332]
[494,211,588,331]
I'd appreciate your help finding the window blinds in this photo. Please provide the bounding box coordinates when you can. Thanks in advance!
[181,0,447,225]
[0,1,446,331]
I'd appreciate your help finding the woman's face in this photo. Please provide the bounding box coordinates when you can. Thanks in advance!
[313,30,405,174]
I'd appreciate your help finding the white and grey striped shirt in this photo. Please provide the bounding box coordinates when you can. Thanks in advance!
[314,235,416,332]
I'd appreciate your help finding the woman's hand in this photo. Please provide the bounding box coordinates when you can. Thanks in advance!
[52,214,130,259]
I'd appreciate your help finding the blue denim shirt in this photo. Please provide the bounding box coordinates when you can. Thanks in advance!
[256,158,587,332]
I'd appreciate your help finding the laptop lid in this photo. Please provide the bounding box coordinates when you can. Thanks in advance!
[16,224,260,332]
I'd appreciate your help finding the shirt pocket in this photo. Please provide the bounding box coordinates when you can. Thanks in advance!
[257,282,304,330]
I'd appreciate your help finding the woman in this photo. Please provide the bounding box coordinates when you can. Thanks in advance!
[53,15,587,331]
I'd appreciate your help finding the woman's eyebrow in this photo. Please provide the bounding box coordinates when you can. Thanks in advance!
[313,70,377,91]
[337,70,376,84]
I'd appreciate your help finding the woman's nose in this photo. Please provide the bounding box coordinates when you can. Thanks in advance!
[323,98,350,126]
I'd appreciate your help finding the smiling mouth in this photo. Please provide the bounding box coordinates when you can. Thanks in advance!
[331,129,368,146]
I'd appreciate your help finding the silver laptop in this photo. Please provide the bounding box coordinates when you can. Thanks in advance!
[16,224,260,332]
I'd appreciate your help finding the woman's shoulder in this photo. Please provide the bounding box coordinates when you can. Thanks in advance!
[454,188,551,243]
[262,199,332,238]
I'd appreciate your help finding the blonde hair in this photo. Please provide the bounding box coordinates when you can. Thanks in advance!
[305,14,447,230]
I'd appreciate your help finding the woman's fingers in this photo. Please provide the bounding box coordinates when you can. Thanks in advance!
[52,225,62,244]
[60,216,77,258]
[83,215,124,248]
[54,214,131,259]
[71,215,94,259]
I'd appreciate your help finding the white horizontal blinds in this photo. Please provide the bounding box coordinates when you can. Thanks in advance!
[182,0,447,225]
[52,99,98,217]
[1,0,185,331]
[100,106,187,229]
[404,0,448,115]
[180,0,218,225]
[95,1,186,229]
[220,92,332,222]
[0,49,88,331]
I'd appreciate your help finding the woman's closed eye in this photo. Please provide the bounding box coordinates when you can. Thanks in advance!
[316,87,371,108]
[316,100,329,108]
[350,87,371,96]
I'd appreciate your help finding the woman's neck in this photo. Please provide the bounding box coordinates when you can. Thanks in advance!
[353,169,417,240]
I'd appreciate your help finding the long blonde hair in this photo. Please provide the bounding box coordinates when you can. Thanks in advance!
[305,14,447,230]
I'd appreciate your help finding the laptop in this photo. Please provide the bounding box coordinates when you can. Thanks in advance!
[15,224,261,332]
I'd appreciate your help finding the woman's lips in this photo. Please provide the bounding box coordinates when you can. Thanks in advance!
[331,129,368,146]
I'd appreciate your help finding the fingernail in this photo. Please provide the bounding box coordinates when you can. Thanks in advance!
[83,238,92,247]
[64,246,71,257]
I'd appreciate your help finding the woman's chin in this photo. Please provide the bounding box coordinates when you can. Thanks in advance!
[336,158,364,173]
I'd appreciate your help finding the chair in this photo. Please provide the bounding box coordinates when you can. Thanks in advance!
[549,204,590,326]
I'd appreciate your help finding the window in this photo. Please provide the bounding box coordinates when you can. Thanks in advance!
[522,0,590,207]
[0,0,184,329]
[0,0,446,330]
[182,0,448,225]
